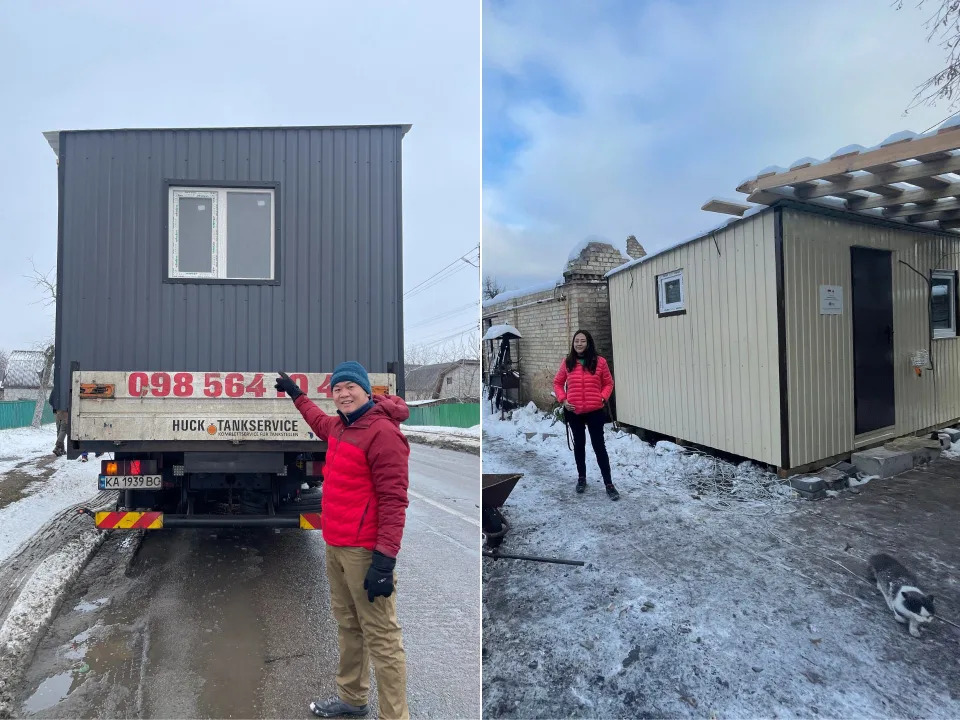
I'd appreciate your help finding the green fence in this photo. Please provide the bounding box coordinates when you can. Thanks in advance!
[404,403,480,429]
[0,400,55,430]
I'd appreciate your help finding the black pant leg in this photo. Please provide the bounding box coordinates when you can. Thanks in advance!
[586,410,612,483]
[567,411,587,478]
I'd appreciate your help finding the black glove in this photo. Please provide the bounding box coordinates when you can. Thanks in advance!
[275,371,304,400]
[363,551,396,602]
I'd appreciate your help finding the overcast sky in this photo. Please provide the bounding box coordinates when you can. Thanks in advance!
[483,0,954,292]
[0,1,480,359]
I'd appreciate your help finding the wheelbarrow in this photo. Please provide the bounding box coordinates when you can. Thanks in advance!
[481,473,584,567]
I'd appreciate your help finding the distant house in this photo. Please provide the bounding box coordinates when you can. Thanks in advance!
[405,359,481,402]
[1,350,46,402]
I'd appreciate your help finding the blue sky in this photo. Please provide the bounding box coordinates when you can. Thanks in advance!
[483,0,953,291]
[0,1,480,359]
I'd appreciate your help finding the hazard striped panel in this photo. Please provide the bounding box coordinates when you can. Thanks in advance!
[95,512,163,530]
[299,513,322,530]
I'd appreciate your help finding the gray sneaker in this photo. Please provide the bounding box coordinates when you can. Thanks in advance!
[309,696,369,718]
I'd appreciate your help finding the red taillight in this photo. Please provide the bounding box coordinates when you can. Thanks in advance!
[99,459,157,476]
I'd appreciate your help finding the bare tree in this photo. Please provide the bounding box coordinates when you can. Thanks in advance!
[483,275,506,300]
[898,0,960,111]
[31,342,55,428]
[27,258,58,427]
[26,259,57,306]
[0,349,8,384]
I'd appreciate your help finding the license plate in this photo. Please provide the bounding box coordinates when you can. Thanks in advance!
[98,475,163,490]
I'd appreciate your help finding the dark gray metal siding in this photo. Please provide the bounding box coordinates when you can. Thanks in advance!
[53,126,405,406]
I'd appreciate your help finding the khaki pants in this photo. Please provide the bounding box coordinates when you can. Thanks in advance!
[54,411,68,452]
[325,545,409,720]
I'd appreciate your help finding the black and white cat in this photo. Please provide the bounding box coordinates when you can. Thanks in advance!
[868,553,936,638]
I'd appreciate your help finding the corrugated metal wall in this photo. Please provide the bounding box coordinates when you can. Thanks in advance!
[782,208,960,466]
[608,211,781,465]
[53,127,405,407]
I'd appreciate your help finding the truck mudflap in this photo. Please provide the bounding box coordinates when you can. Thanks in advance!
[87,510,322,530]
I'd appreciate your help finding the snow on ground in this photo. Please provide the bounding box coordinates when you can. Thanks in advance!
[402,423,480,454]
[0,426,57,477]
[482,402,960,719]
[403,424,480,438]
[0,530,103,717]
[0,426,102,564]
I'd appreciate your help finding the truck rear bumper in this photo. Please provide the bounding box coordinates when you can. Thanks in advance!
[89,510,322,530]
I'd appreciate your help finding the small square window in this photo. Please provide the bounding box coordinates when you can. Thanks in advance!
[657,270,685,316]
[932,270,957,339]
[168,186,275,281]
[446,376,453,385]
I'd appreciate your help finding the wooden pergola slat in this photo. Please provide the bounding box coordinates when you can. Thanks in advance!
[702,198,753,216]
[900,200,960,222]
[846,182,960,211]
[777,154,960,199]
[738,126,960,193]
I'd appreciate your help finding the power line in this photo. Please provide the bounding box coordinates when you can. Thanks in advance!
[922,109,960,134]
[405,301,479,330]
[419,324,479,349]
[404,245,480,299]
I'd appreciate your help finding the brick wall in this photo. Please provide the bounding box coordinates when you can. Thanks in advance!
[483,242,626,410]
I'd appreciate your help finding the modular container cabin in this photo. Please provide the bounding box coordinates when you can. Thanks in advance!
[608,199,960,474]
[45,124,409,527]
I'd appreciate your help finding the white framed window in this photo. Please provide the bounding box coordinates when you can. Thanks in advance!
[932,270,957,339]
[168,186,276,281]
[657,269,685,315]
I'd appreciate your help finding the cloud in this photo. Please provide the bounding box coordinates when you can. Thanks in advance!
[483,0,952,291]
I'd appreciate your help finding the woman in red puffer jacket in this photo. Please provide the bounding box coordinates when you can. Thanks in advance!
[553,329,619,500]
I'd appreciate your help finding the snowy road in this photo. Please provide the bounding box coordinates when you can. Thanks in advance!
[482,403,960,719]
[9,444,481,719]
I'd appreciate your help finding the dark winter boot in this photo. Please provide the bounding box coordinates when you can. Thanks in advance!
[309,696,369,718]
[575,477,586,494]
[605,483,620,501]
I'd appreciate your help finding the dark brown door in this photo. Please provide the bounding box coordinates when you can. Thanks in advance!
[851,247,895,434]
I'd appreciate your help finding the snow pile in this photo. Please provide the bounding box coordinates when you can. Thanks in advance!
[402,424,480,438]
[482,402,960,719]
[0,425,57,476]
[483,402,790,515]
[482,279,562,308]
[481,323,521,341]
[0,427,102,564]
[0,530,104,717]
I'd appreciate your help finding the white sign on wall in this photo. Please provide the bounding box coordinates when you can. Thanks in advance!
[819,285,843,315]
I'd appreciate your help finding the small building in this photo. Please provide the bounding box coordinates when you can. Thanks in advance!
[405,359,480,402]
[608,125,960,473]
[1,350,46,402]
[44,124,410,411]
[482,238,641,409]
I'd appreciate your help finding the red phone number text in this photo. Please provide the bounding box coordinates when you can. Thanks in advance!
[127,372,332,399]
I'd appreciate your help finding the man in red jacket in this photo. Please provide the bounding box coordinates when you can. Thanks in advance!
[276,362,410,720]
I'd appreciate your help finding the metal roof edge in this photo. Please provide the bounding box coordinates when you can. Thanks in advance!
[605,206,776,279]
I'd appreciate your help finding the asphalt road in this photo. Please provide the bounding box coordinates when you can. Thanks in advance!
[14,444,481,719]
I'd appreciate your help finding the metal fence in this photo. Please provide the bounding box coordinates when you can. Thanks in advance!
[0,400,55,430]
[404,403,480,429]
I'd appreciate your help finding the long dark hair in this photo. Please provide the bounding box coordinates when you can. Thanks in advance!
[565,329,598,373]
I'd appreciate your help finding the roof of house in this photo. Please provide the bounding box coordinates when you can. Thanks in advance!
[43,124,413,160]
[2,350,46,389]
[405,359,479,394]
